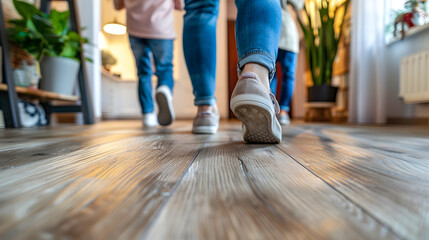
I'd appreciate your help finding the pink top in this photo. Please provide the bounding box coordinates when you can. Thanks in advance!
[114,0,184,39]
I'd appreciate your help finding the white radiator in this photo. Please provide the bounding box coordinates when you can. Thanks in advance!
[400,51,429,103]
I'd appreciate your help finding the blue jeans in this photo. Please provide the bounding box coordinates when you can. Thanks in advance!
[270,49,297,112]
[129,36,174,114]
[183,0,281,106]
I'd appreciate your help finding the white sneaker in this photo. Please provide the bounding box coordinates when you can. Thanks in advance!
[277,113,290,126]
[142,113,158,129]
[155,85,175,126]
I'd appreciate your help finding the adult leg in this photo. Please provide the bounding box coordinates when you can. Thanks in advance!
[129,36,154,114]
[230,0,282,143]
[235,0,282,85]
[147,39,175,126]
[184,0,220,134]
[278,49,298,113]
[183,0,219,107]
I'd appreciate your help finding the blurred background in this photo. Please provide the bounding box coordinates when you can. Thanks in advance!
[1,0,428,127]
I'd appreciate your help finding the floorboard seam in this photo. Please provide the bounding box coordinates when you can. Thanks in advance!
[238,157,284,220]
[139,135,213,239]
[276,146,405,240]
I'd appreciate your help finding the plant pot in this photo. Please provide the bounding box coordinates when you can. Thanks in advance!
[307,85,338,102]
[40,56,79,95]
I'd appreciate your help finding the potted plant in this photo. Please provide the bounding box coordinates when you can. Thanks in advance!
[7,0,89,95]
[296,0,350,102]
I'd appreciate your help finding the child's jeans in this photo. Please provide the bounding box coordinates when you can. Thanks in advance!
[129,36,174,114]
[270,49,298,112]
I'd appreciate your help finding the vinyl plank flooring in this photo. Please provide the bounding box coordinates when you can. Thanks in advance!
[0,132,209,239]
[0,121,192,169]
[0,121,427,239]
[314,125,429,160]
[0,132,141,169]
[279,125,429,239]
[145,132,395,240]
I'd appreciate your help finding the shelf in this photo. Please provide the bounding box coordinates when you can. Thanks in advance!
[387,23,429,46]
[0,83,79,102]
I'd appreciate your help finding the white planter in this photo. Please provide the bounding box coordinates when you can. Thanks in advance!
[40,56,79,95]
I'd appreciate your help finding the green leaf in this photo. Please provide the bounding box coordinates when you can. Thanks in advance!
[12,0,42,20]
[26,18,38,33]
[67,31,82,41]
[49,9,70,35]
[8,1,88,62]
[31,14,60,43]
[295,0,350,86]
[12,30,29,42]
[60,41,78,58]
[8,19,27,28]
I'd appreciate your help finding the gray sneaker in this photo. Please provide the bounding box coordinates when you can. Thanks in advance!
[192,111,220,134]
[277,113,290,126]
[230,72,282,144]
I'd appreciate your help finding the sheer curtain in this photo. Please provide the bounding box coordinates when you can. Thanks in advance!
[349,0,387,124]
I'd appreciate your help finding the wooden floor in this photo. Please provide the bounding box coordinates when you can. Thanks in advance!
[0,121,428,240]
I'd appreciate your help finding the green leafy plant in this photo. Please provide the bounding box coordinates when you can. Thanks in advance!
[7,0,89,62]
[296,0,350,86]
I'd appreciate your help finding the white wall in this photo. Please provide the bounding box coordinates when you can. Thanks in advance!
[76,0,101,119]
[101,0,229,119]
[52,0,102,119]
[385,30,429,119]
[100,3,136,80]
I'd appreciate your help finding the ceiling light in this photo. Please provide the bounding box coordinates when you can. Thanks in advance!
[103,21,127,35]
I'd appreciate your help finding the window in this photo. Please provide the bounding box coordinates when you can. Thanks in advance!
[385,0,429,43]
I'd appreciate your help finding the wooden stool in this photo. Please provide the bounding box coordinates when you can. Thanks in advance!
[304,102,336,122]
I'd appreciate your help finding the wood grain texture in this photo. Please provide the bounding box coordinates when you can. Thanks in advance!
[0,121,427,239]
[0,121,190,169]
[0,123,209,239]
[278,124,429,239]
[145,133,395,240]
[0,83,79,102]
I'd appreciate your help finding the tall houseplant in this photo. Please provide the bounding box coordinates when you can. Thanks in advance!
[7,0,89,95]
[296,0,350,102]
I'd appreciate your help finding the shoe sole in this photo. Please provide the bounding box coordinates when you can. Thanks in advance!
[231,94,281,144]
[192,125,218,134]
[155,88,174,126]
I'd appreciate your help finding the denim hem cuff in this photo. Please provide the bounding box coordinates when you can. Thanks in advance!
[280,106,290,112]
[237,51,276,80]
[195,97,217,106]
